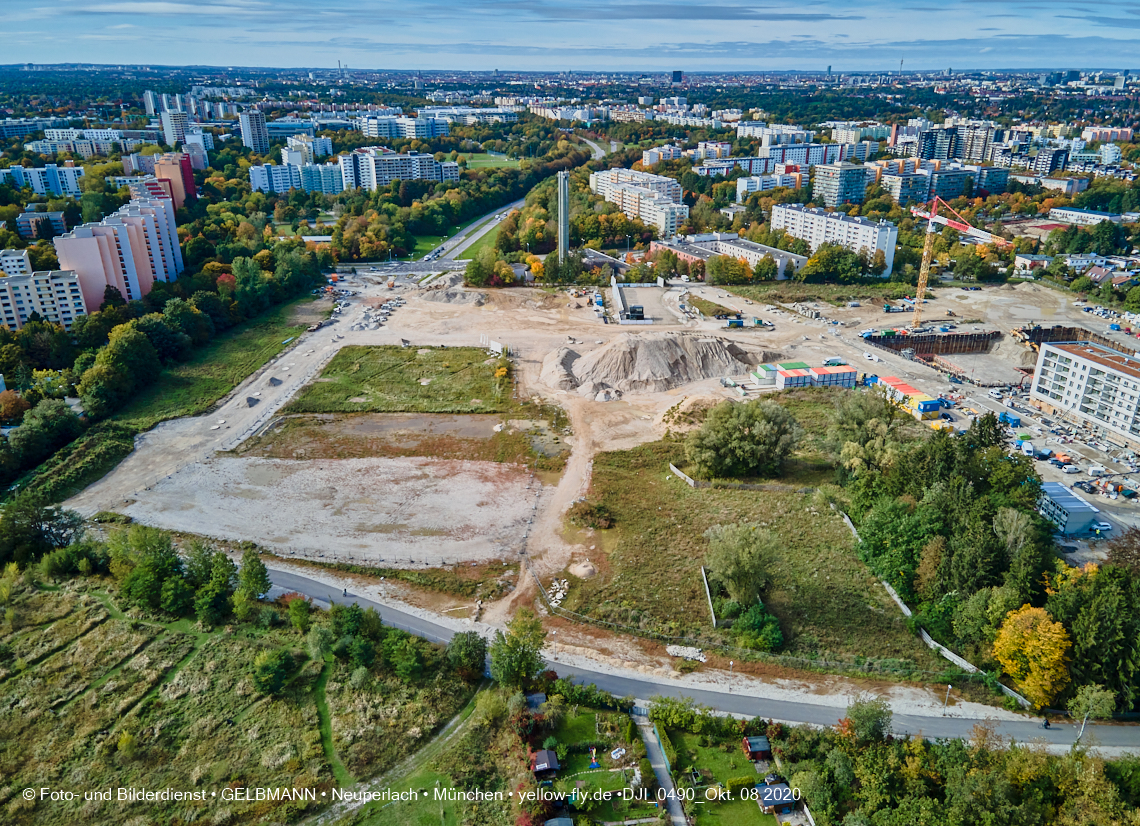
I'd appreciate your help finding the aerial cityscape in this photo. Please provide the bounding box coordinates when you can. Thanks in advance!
[5,13,1140,826]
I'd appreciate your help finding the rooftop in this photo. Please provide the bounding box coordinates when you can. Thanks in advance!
[1050,341,1140,381]
[1041,482,1098,515]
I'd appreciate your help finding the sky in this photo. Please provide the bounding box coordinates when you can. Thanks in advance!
[5,0,1140,73]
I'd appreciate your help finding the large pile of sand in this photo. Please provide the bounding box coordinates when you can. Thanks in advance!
[548,332,776,395]
[990,334,1039,368]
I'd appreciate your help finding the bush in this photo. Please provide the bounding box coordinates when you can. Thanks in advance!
[726,775,757,799]
[659,728,678,770]
[251,649,293,695]
[567,501,614,529]
[639,757,656,790]
[731,603,784,652]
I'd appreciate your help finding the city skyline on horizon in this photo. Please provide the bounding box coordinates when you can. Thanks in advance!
[4,0,1140,74]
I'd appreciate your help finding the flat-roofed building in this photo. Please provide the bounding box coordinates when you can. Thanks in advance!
[0,269,88,330]
[0,249,32,276]
[771,204,898,274]
[1031,341,1140,448]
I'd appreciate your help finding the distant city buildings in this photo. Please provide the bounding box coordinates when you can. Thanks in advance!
[160,111,189,146]
[641,145,684,166]
[736,172,804,201]
[1049,206,1125,226]
[355,116,450,139]
[771,204,898,274]
[285,135,333,164]
[416,106,517,125]
[54,196,183,311]
[589,168,689,236]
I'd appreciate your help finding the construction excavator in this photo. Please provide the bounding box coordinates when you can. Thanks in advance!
[910,197,1011,329]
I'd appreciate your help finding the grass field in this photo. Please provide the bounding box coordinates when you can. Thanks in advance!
[692,796,779,826]
[728,282,925,307]
[463,153,520,169]
[284,345,511,414]
[411,235,446,260]
[687,295,735,317]
[113,298,323,431]
[456,223,501,262]
[559,389,947,670]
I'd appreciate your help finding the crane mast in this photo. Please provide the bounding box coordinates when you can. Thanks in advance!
[912,211,937,329]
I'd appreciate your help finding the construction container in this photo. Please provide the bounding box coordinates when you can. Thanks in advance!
[775,369,813,390]
[750,369,776,385]
[777,361,811,371]
[809,366,858,388]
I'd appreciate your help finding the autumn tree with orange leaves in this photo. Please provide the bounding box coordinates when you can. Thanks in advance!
[993,605,1072,709]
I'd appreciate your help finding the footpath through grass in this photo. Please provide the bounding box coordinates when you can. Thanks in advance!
[113,297,320,431]
[285,344,511,414]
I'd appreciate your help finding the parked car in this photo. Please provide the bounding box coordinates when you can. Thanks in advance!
[863,352,877,361]
[940,412,953,421]
[1062,465,1081,474]
[1092,522,1113,532]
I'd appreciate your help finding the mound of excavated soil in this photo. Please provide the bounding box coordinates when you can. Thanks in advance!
[420,289,485,306]
[540,347,580,391]
[990,335,1039,368]
[556,332,775,394]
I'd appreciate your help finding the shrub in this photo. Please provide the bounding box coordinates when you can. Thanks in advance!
[252,649,293,695]
[639,757,656,790]
[726,775,757,799]
[567,501,614,529]
[659,728,678,770]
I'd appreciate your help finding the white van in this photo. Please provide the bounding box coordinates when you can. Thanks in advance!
[988,389,1003,400]
[1088,465,1108,477]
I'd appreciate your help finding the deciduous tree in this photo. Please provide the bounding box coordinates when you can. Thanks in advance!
[685,399,802,479]
[993,605,1071,708]
[489,608,546,689]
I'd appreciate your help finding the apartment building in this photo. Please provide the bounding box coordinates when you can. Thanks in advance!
[122,153,157,176]
[696,143,849,177]
[0,270,88,331]
[15,210,67,240]
[735,123,815,144]
[127,177,174,203]
[881,172,932,205]
[831,124,890,144]
[0,117,71,139]
[0,249,31,276]
[588,168,688,236]
[589,168,683,203]
[0,163,85,198]
[286,135,333,164]
[160,111,189,146]
[771,204,898,274]
[1033,147,1069,175]
[417,107,517,125]
[239,110,270,154]
[355,116,450,140]
[812,162,869,207]
[299,163,344,195]
[250,164,302,193]
[152,152,197,208]
[337,148,459,191]
[735,172,803,201]
[1032,341,1140,448]
[641,145,683,166]
[54,196,182,312]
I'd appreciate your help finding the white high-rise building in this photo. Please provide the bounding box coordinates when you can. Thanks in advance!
[337,148,459,191]
[239,110,270,154]
[770,204,898,274]
[286,134,333,164]
[0,164,85,197]
[299,163,344,195]
[160,111,189,146]
[0,270,87,331]
[589,167,683,202]
[250,164,303,193]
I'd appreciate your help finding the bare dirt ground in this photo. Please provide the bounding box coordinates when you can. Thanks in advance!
[122,455,539,565]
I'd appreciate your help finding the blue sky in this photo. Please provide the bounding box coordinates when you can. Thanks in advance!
[5,0,1140,72]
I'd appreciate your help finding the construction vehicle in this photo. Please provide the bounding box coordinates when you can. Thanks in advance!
[910,197,1012,329]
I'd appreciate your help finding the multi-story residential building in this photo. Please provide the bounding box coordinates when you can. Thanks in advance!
[127,176,174,203]
[0,269,88,331]
[696,144,850,177]
[956,123,1004,162]
[239,110,270,154]
[642,145,683,166]
[0,249,31,276]
[337,148,459,191]
[153,153,197,208]
[771,204,898,274]
[881,172,931,205]
[649,232,807,279]
[416,107,517,125]
[54,197,182,311]
[357,116,451,140]
[735,172,803,201]
[1081,127,1133,142]
[916,126,960,161]
[299,163,344,195]
[1031,340,1140,448]
[286,135,333,164]
[1049,206,1124,226]
[588,168,688,237]
[250,164,302,193]
[0,117,70,139]
[15,210,67,240]
[736,123,815,144]
[143,90,158,116]
[1033,147,1069,175]
[184,129,214,151]
[812,162,868,207]
[831,124,890,144]
[122,153,157,176]
[44,128,123,142]
[926,168,971,201]
[0,163,85,197]
[160,111,189,146]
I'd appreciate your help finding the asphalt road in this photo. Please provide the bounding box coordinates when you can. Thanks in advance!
[269,568,1137,749]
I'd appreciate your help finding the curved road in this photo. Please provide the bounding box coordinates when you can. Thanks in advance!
[269,568,1136,750]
